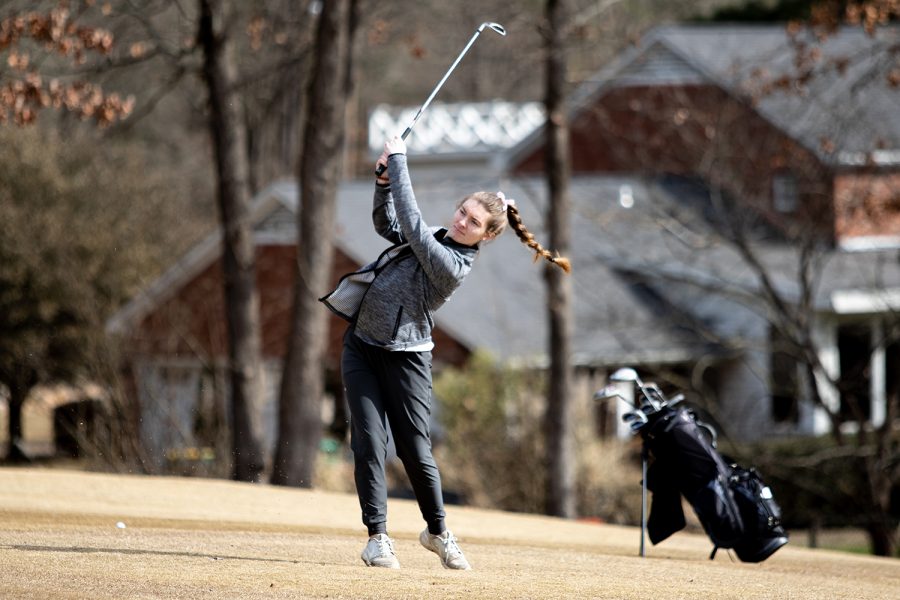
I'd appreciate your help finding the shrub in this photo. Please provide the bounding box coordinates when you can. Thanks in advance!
[433,351,547,513]
[434,352,643,521]
[722,434,900,531]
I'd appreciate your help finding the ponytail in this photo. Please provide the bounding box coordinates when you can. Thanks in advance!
[506,204,572,274]
[466,190,572,274]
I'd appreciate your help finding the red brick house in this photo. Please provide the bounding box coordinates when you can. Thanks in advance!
[506,25,900,247]
[498,24,900,438]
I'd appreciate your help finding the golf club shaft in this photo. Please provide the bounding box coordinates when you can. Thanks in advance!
[640,451,648,557]
[405,28,483,133]
[375,25,498,177]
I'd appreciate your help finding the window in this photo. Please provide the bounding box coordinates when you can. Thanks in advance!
[837,323,872,422]
[772,172,798,213]
[770,328,800,423]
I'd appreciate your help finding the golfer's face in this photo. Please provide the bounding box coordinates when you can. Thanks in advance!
[448,199,491,246]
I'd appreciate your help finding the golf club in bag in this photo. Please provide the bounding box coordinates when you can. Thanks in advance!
[374,21,507,177]
[596,368,789,562]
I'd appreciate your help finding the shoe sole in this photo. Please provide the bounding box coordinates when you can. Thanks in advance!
[361,556,400,569]
[419,532,471,570]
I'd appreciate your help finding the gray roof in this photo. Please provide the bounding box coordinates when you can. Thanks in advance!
[507,24,900,169]
[321,173,900,362]
[575,176,900,317]
[278,170,900,366]
[659,25,900,165]
[107,173,900,368]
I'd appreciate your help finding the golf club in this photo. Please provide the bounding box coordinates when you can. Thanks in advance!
[375,21,507,176]
[609,367,642,386]
[592,384,622,403]
[622,410,649,431]
[609,367,665,412]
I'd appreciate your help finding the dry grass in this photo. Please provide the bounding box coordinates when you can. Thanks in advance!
[0,467,898,599]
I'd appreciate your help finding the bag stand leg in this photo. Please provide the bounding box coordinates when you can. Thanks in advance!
[640,446,648,557]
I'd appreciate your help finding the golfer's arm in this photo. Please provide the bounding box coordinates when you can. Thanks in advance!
[387,153,465,295]
[371,184,404,244]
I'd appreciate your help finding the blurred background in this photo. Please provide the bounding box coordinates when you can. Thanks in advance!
[1,0,898,557]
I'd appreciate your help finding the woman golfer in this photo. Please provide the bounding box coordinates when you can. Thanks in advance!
[321,135,570,570]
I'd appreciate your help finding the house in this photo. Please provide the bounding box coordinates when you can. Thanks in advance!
[107,25,900,470]
[502,24,900,439]
[507,24,900,247]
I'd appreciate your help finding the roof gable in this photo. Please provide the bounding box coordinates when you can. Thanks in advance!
[607,41,707,87]
[105,181,296,335]
[505,24,900,171]
[657,25,900,166]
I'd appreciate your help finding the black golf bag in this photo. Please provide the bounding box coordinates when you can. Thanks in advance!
[642,404,789,562]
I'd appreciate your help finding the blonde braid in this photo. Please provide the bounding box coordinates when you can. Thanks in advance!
[506,204,572,273]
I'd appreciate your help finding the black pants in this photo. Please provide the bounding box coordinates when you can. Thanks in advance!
[341,327,446,537]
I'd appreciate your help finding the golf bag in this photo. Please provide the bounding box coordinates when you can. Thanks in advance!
[598,369,788,562]
[642,404,789,562]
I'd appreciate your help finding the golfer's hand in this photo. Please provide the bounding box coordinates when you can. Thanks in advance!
[384,136,406,156]
[375,149,390,185]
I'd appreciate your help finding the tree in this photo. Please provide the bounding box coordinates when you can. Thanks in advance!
[0,170,95,462]
[697,1,900,556]
[87,0,321,477]
[563,12,899,553]
[196,0,266,482]
[271,0,361,487]
[725,211,899,557]
[542,0,577,518]
[0,1,133,462]
[0,125,192,464]
[0,1,133,126]
[240,3,317,191]
[767,1,900,556]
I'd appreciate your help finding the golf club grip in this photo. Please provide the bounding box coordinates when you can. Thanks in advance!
[373,127,413,177]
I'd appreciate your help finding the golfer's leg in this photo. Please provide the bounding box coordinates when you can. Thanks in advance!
[383,350,446,535]
[342,333,389,536]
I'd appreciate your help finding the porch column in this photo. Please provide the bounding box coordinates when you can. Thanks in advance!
[809,318,839,436]
[870,320,887,427]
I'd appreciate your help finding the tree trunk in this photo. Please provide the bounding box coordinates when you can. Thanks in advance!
[864,448,897,556]
[866,518,895,557]
[543,0,576,518]
[4,385,29,463]
[271,0,359,487]
[866,475,898,556]
[198,0,265,483]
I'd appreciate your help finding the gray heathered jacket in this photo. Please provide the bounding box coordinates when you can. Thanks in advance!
[320,153,479,350]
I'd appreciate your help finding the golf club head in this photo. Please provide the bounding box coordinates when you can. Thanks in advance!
[593,385,622,402]
[609,367,641,385]
[479,22,507,36]
[622,410,649,432]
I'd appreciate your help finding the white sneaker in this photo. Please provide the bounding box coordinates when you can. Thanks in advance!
[361,534,400,569]
[419,529,471,570]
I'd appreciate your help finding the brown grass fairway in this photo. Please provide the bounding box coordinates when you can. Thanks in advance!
[0,467,897,599]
